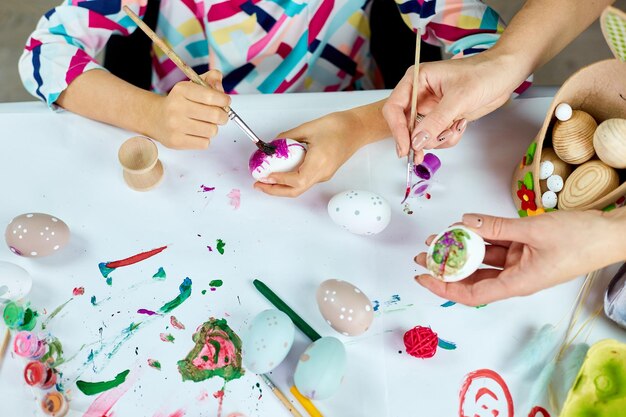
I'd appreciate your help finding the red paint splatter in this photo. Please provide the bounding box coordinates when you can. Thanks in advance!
[214,389,225,417]
[425,193,431,200]
[528,406,550,417]
[106,246,167,269]
[197,391,209,401]
[459,369,514,417]
[73,287,85,296]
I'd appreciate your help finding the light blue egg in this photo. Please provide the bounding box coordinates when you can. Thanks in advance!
[294,336,347,400]
[605,263,626,329]
[242,309,295,374]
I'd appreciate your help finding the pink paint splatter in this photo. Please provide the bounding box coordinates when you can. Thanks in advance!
[73,287,85,296]
[199,185,215,192]
[152,410,186,417]
[170,316,185,330]
[197,390,209,401]
[207,246,213,252]
[137,309,159,316]
[227,189,241,210]
[160,333,175,343]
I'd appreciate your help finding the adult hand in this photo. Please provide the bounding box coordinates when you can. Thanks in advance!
[254,110,368,197]
[414,209,626,306]
[152,70,231,150]
[382,52,526,164]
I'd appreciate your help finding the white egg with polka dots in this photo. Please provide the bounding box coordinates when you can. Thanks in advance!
[242,309,295,374]
[4,213,70,257]
[327,190,391,235]
[316,279,374,337]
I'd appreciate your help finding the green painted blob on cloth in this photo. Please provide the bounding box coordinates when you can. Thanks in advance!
[41,338,64,366]
[158,278,192,314]
[153,267,167,280]
[148,359,161,370]
[209,280,223,288]
[216,239,226,255]
[561,339,626,416]
[76,369,130,396]
[177,318,243,383]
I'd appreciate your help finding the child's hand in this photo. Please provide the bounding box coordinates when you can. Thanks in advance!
[413,209,626,306]
[254,111,367,197]
[152,70,231,150]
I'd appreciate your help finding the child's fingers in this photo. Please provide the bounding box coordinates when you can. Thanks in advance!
[178,134,210,150]
[200,70,225,93]
[183,119,218,139]
[184,82,231,108]
[186,103,229,125]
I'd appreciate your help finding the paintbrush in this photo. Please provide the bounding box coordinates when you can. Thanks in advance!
[260,374,304,417]
[122,6,276,156]
[401,29,422,204]
[0,328,10,368]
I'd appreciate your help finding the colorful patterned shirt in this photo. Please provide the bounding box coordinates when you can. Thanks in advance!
[19,0,509,107]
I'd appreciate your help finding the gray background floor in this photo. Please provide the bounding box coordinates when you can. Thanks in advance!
[1,0,625,102]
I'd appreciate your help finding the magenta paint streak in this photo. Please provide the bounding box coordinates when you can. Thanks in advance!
[249,138,290,173]
[137,309,159,316]
[81,370,137,417]
[199,185,215,192]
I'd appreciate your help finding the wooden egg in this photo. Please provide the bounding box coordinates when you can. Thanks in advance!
[593,118,626,168]
[558,160,620,210]
[539,147,573,194]
[552,110,597,164]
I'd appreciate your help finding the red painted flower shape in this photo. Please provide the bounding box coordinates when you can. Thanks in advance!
[517,185,537,211]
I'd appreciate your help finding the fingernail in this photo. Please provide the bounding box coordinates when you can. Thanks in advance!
[437,129,452,143]
[462,213,483,228]
[396,143,402,158]
[259,177,276,184]
[411,131,429,150]
[457,119,468,132]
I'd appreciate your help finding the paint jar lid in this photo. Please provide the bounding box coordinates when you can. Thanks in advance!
[414,153,441,180]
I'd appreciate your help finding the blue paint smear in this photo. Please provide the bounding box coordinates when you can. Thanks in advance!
[441,301,456,308]
[98,262,115,279]
[437,338,457,350]
[372,300,380,312]
[90,296,97,306]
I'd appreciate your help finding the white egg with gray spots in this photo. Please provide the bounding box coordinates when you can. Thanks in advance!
[542,191,558,209]
[547,175,564,192]
[327,190,391,235]
[242,309,295,374]
[539,161,555,180]
[316,279,373,336]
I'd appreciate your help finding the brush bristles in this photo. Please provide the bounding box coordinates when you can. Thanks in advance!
[261,143,277,156]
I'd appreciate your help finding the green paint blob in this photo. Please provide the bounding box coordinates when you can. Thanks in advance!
[41,338,64,366]
[159,278,192,314]
[148,359,161,370]
[201,290,207,295]
[153,267,167,280]
[216,239,226,255]
[3,302,37,331]
[76,369,130,396]
[561,339,626,416]
[90,296,97,306]
[209,280,223,288]
[177,318,243,383]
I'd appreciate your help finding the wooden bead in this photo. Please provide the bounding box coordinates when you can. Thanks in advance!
[558,160,620,210]
[552,110,597,164]
[593,118,626,168]
[539,147,573,194]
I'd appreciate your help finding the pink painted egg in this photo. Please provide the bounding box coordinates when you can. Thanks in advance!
[5,213,70,257]
[248,138,306,180]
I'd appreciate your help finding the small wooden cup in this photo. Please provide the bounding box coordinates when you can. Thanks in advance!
[118,136,164,191]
